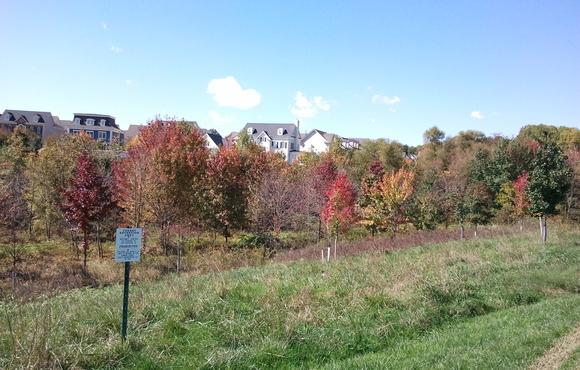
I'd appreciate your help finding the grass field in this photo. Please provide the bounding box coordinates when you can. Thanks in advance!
[2,227,580,369]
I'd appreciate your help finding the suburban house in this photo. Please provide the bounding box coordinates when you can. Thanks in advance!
[199,128,223,150]
[61,113,124,144]
[242,120,302,163]
[0,109,64,139]
[300,129,361,153]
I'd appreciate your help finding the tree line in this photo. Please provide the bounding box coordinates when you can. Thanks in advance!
[1,118,579,267]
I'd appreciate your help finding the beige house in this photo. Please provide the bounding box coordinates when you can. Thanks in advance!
[0,109,64,139]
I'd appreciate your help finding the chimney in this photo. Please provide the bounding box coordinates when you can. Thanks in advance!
[295,119,300,138]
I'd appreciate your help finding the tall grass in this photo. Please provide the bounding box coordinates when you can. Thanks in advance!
[2,229,580,369]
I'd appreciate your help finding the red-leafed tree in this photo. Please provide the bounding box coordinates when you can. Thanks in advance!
[204,145,264,241]
[321,173,357,257]
[512,171,530,231]
[59,151,115,268]
[114,118,209,254]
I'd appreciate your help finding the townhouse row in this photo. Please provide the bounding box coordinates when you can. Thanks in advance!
[1,109,363,163]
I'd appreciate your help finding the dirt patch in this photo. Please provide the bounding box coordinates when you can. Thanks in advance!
[528,324,580,370]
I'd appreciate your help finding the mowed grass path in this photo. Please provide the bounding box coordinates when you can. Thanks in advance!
[2,228,580,369]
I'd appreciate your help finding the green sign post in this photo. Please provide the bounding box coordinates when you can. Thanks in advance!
[115,227,142,342]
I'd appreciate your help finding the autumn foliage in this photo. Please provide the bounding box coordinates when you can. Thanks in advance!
[59,151,115,267]
[321,173,357,237]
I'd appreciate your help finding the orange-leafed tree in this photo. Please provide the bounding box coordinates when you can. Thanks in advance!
[361,166,415,237]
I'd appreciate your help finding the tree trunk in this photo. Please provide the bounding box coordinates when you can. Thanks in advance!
[83,232,89,268]
[96,223,103,258]
[539,215,547,244]
[177,244,182,274]
[460,224,465,240]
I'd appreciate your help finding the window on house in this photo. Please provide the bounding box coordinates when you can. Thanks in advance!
[98,131,107,139]
[277,128,283,135]
[100,119,106,126]
[86,119,95,125]
[291,143,294,150]
[247,127,253,134]
[85,131,94,138]
[74,118,81,125]
[33,115,40,123]
[72,129,80,135]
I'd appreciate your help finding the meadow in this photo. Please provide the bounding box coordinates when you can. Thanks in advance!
[2,225,580,369]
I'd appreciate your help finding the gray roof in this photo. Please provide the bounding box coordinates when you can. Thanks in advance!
[1,109,56,125]
[205,133,223,146]
[243,123,300,140]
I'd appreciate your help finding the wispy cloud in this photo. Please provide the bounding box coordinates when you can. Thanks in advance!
[102,22,107,29]
[126,80,132,85]
[372,94,400,105]
[111,46,122,53]
[290,92,330,118]
[471,111,484,119]
[209,111,234,125]
[207,76,261,109]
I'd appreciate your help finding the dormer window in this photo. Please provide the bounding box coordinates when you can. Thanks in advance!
[74,118,81,125]
[99,119,106,126]
[86,119,95,126]
[33,115,40,123]
[247,127,253,134]
[4,113,14,121]
[277,128,284,135]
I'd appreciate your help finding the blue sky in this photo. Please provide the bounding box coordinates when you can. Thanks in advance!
[1,0,578,146]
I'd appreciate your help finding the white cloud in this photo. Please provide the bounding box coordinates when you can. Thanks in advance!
[111,46,122,53]
[126,80,132,85]
[372,94,400,105]
[471,111,484,119]
[102,23,107,29]
[207,76,261,109]
[209,111,234,125]
[290,92,330,117]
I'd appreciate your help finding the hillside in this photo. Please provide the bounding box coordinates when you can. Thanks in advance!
[2,228,580,369]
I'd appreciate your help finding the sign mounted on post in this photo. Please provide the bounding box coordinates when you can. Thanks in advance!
[115,228,143,262]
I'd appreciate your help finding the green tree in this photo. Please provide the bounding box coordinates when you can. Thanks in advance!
[526,139,572,243]
[350,139,406,183]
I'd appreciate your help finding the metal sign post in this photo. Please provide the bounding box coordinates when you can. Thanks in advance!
[115,227,142,342]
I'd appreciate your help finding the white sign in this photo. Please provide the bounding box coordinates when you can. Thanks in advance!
[115,228,143,262]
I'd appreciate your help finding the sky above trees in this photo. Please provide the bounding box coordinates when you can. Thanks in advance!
[0,0,578,145]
